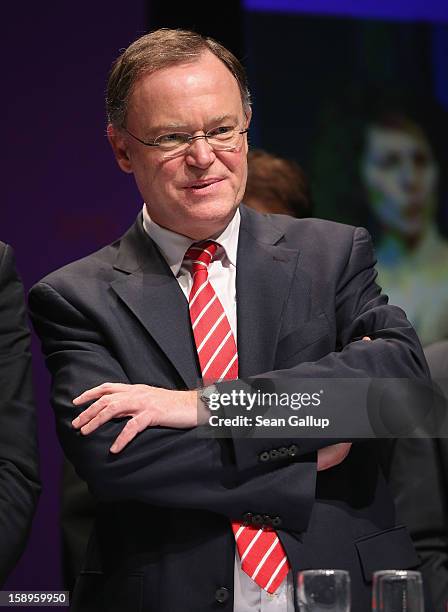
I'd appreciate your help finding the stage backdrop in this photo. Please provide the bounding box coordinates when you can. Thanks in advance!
[244,2,448,346]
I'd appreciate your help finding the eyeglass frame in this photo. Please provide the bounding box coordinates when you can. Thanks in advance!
[122,125,249,153]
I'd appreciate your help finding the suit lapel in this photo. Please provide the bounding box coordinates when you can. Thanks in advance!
[110,216,200,389]
[237,207,301,377]
[109,209,301,386]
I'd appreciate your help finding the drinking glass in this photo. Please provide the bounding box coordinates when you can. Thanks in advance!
[372,570,424,612]
[297,569,351,611]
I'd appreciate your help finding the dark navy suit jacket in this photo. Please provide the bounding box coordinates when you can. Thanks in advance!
[30,206,429,611]
[0,242,40,585]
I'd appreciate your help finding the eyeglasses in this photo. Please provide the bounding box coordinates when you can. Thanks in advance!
[123,125,249,157]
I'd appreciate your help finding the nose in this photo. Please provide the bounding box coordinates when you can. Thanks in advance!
[185,136,216,169]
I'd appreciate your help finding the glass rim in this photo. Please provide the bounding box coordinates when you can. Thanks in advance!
[157,127,246,145]
[123,125,248,153]
[373,569,422,579]
[298,569,350,577]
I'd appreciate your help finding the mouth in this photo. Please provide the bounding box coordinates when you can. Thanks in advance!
[184,178,224,191]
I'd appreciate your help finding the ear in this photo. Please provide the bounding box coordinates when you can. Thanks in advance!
[245,106,253,129]
[243,107,252,153]
[107,124,133,174]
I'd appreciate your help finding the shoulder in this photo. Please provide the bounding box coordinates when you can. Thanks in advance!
[28,242,124,320]
[0,241,12,268]
[0,242,28,327]
[29,215,151,307]
[31,215,144,294]
[240,205,369,252]
[0,242,18,284]
[35,242,119,288]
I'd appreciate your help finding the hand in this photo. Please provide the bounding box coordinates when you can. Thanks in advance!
[72,380,357,465]
[317,442,352,471]
[72,383,198,453]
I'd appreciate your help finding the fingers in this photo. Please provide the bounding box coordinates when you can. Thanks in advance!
[75,398,123,434]
[73,382,129,406]
[317,442,352,471]
[72,391,147,451]
[362,336,372,341]
[71,384,157,453]
[73,395,123,431]
[110,416,148,453]
[70,385,192,453]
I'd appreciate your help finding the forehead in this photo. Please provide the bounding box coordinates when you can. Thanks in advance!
[365,126,430,156]
[127,51,244,130]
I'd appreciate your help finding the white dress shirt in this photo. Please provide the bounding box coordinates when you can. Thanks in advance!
[142,204,294,611]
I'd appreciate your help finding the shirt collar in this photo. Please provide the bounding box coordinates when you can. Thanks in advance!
[142,204,240,276]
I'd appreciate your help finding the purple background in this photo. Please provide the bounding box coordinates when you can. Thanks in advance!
[244,0,448,22]
[4,0,146,592]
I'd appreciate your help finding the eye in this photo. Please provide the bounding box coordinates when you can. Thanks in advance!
[376,153,401,171]
[413,151,431,168]
[155,132,189,148]
[207,126,235,140]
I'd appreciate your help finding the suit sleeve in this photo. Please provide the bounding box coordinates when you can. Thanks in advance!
[386,437,448,612]
[0,245,40,586]
[223,227,431,469]
[29,281,316,533]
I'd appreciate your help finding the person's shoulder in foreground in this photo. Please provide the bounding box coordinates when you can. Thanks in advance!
[0,241,40,586]
[384,339,448,612]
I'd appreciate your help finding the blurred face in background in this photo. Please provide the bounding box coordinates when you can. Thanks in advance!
[361,123,439,240]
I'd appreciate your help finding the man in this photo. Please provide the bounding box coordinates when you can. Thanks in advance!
[29,29,428,611]
[0,242,40,585]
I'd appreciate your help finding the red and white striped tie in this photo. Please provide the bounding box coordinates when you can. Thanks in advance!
[184,240,290,594]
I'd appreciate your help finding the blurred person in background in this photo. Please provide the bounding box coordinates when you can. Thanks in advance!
[0,242,40,585]
[244,149,313,218]
[311,95,448,346]
[360,112,448,346]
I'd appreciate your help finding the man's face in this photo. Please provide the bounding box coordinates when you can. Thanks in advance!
[108,51,251,239]
[361,126,438,237]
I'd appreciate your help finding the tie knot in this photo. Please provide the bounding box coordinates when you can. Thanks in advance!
[184,240,218,273]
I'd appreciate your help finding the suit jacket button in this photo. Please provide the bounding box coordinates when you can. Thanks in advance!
[278,447,289,458]
[272,516,282,528]
[242,512,253,525]
[215,587,230,603]
[262,515,272,528]
[288,444,299,457]
[253,514,263,526]
[259,451,270,462]
[269,449,279,460]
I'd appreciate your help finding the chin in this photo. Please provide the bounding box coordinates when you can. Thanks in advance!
[184,207,236,239]
[193,199,237,219]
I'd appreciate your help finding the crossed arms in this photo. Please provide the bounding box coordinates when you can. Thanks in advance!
[28,226,429,532]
